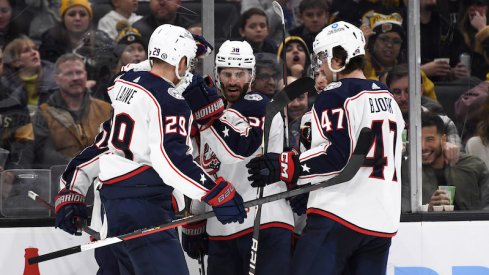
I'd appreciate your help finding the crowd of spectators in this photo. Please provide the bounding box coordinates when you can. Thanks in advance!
[2,0,489,216]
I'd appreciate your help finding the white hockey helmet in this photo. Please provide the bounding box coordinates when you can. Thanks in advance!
[147,24,197,79]
[215,40,256,86]
[312,21,366,73]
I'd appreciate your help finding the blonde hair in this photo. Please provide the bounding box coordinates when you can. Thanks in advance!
[3,35,37,66]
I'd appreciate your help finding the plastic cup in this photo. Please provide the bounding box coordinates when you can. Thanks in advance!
[443,205,454,211]
[433,205,444,212]
[438,186,456,205]
[434,58,450,64]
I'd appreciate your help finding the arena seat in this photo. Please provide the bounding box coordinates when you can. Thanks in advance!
[434,77,481,121]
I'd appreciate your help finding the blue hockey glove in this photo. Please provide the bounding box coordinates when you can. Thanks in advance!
[182,220,208,260]
[287,183,309,215]
[54,188,88,236]
[182,75,224,129]
[192,34,213,58]
[246,152,300,187]
[201,177,246,224]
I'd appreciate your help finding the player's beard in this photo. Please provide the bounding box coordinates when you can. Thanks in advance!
[223,82,251,104]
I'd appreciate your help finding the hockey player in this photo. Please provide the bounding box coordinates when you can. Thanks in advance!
[53,24,246,275]
[247,21,405,274]
[181,40,295,275]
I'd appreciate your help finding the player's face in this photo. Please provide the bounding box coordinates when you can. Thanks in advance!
[389,75,409,115]
[55,60,87,96]
[63,6,91,34]
[372,32,402,67]
[218,68,252,103]
[120,43,146,66]
[314,69,327,92]
[300,7,329,34]
[286,42,306,77]
[240,14,268,44]
[287,93,308,121]
[252,67,278,97]
[421,126,445,165]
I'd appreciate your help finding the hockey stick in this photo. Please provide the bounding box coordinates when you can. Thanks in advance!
[249,76,314,274]
[27,190,101,240]
[273,0,287,87]
[198,253,206,275]
[28,128,371,265]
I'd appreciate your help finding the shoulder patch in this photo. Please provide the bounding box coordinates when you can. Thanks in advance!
[372,83,380,89]
[244,94,263,101]
[325,82,342,91]
[167,88,184,100]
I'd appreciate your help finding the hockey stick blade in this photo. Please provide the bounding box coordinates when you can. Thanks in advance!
[27,190,101,240]
[28,128,371,265]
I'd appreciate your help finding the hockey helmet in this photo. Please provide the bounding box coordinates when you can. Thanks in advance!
[312,21,366,73]
[215,40,256,86]
[147,24,197,79]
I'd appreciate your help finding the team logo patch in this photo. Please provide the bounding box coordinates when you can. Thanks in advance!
[244,94,263,101]
[167,88,183,99]
[161,53,167,60]
[325,82,342,91]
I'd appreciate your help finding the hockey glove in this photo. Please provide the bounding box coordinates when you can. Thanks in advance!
[246,152,300,188]
[287,183,310,215]
[201,177,246,224]
[54,188,88,236]
[182,75,225,129]
[192,34,213,58]
[182,220,208,260]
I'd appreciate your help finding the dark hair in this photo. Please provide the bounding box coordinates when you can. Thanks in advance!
[333,46,364,74]
[385,63,409,87]
[422,112,445,135]
[299,0,329,14]
[239,8,268,30]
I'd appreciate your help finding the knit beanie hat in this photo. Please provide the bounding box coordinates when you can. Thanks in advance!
[114,20,144,58]
[362,11,405,40]
[60,0,93,18]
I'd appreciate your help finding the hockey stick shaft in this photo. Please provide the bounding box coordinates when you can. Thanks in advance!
[28,128,371,265]
[27,190,101,240]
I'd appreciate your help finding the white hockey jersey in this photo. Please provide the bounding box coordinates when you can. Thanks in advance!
[196,92,294,239]
[298,79,405,237]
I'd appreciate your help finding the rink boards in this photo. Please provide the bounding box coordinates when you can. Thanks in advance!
[0,221,488,275]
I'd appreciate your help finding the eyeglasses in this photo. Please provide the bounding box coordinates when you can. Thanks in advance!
[256,73,278,81]
[377,35,403,46]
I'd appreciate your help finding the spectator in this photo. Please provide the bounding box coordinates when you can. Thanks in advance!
[2,35,58,111]
[466,96,489,169]
[241,0,299,45]
[252,52,281,97]
[420,111,489,211]
[0,48,34,170]
[97,0,142,40]
[384,63,461,159]
[419,0,470,82]
[113,22,146,74]
[277,36,311,81]
[27,0,60,44]
[92,22,146,102]
[362,11,407,81]
[289,0,331,53]
[39,0,94,63]
[286,76,309,149]
[33,54,112,169]
[454,80,489,144]
[239,8,277,54]
[0,0,26,48]
[133,0,195,47]
[457,0,489,80]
